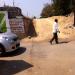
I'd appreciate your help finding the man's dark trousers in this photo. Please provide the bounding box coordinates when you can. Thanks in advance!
[50,33,58,44]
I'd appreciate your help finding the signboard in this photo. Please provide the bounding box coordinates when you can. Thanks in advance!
[9,19,25,33]
[0,11,11,32]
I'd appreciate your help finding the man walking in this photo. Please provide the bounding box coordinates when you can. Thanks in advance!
[50,19,60,44]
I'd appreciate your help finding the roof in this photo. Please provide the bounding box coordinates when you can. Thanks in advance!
[0,6,22,19]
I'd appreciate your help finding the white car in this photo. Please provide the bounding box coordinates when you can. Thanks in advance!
[0,32,20,54]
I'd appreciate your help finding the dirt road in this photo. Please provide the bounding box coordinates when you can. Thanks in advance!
[0,39,75,75]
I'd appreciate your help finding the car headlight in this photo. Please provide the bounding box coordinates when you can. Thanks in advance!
[4,37,9,41]
[0,37,3,40]
[3,37,14,43]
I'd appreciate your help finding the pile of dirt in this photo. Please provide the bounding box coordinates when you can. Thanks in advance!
[32,13,74,42]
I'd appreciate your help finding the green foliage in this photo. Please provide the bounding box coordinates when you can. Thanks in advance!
[40,0,72,18]
[41,4,54,18]
[0,13,4,23]
[52,0,72,15]
[0,13,7,32]
[1,21,7,32]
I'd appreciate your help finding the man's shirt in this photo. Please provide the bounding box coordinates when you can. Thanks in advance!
[52,22,59,33]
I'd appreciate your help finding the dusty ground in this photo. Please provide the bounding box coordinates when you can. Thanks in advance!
[0,38,75,75]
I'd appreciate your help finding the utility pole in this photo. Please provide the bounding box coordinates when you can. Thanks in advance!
[27,12,29,17]
[13,0,15,7]
[4,2,6,7]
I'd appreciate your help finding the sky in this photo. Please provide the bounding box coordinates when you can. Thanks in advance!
[0,0,51,18]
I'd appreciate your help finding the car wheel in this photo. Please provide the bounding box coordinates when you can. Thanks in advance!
[0,45,5,55]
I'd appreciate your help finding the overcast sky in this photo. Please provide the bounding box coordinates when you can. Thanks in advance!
[0,0,51,18]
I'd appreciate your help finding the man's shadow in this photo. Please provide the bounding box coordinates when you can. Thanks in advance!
[59,41,69,44]
[49,39,69,45]
[58,38,70,44]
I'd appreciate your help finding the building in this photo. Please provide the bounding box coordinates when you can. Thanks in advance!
[0,6,33,38]
[0,6,22,19]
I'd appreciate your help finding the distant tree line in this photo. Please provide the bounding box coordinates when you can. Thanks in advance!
[41,0,73,17]
[40,0,75,26]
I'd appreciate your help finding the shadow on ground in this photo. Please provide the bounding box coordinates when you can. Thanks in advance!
[49,40,69,45]
[0,60,33,75]
[58,38,70,44]
[59,41,69,44]
[0,47,26,57]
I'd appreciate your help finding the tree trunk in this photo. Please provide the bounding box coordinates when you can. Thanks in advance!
[73,0,75,26]
[74,10,75,26]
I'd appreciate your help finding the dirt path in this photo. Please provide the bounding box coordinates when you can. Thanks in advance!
[0,39,75,75]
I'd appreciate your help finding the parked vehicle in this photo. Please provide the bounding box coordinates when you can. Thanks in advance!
[0,11,20,54]
[0,32,20,54]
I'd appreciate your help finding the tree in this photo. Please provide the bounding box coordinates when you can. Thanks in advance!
[52,0,72,15]
[52,0,75,26]
[41,0,72,18]
[40,3,54,18]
